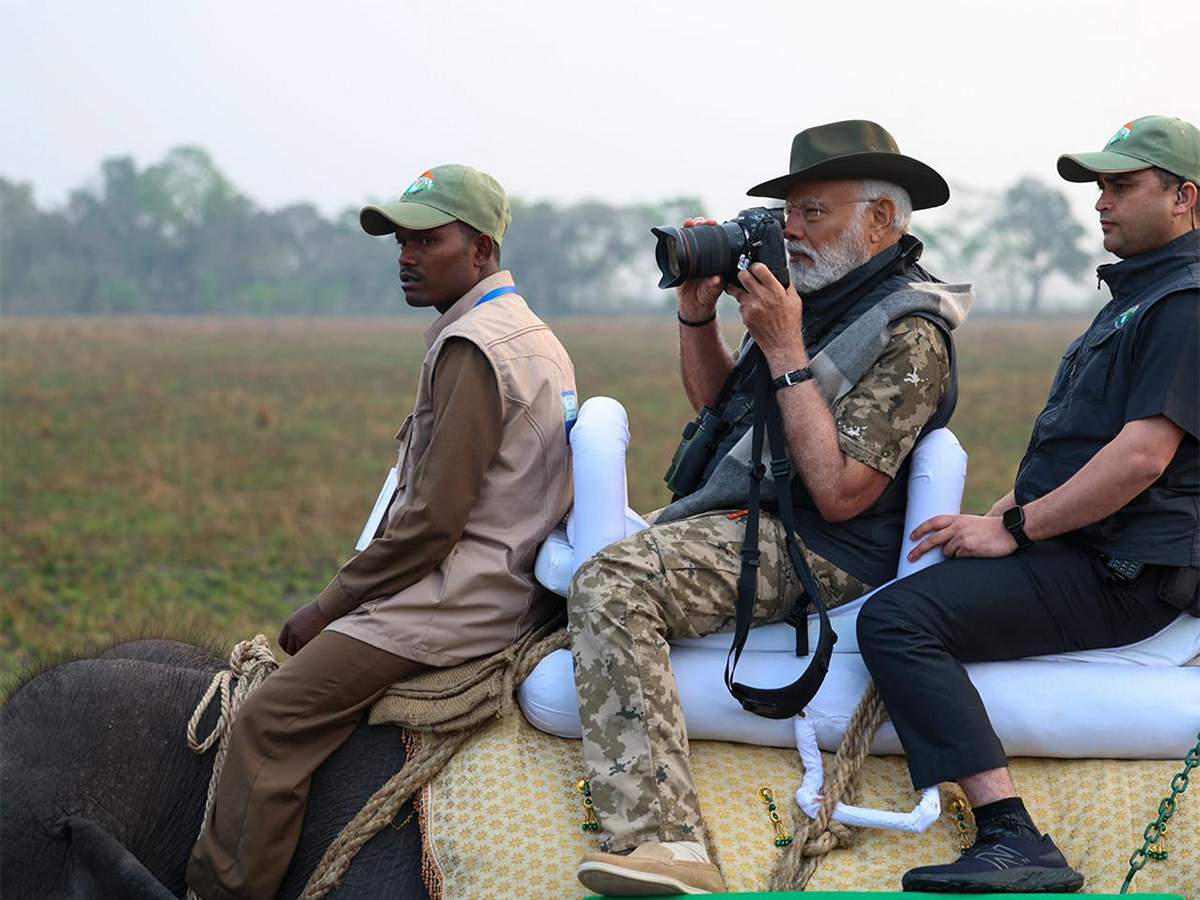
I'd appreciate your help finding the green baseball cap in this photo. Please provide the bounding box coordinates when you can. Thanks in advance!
[360,164,511,244]
[746,119,950,210]
[1058,115,1200,185]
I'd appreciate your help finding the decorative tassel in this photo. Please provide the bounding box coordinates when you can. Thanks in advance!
[1147,822,1168,860]
[758,786,793,847]
[577,779,599,832]
[1148,793,1180,861]
[949,798,973,854]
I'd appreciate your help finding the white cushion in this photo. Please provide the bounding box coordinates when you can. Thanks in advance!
[518,632,1200,759]
[523,413,1200,760]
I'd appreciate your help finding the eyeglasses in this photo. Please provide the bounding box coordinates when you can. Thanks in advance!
[783,198,880,224]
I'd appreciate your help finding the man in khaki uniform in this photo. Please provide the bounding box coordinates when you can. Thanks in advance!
[188,165,577,900]
[570,121,971,896]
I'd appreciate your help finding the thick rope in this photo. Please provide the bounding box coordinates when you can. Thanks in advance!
[181,628,877,895]
[184,634,280,900]
[298,626,571,900]
[769,682,888,891]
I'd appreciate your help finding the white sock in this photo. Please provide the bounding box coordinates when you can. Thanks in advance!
[660,840,710,863]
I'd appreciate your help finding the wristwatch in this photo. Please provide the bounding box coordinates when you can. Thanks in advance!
[1002,505,1033,549]
[772,367,813,390]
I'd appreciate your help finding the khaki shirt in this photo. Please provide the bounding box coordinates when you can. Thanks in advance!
[316,340,502,618]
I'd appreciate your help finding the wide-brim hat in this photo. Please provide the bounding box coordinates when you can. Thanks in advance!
[360,164,511,244]
[746,119,950,210]
[1057,115,1200,185]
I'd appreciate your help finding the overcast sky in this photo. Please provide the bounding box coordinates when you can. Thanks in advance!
[3,0,1199,230]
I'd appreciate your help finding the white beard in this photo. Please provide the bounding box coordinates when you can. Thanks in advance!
[786,213,873,294]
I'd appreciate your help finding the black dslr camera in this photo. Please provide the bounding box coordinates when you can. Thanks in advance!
[650,207,789,290]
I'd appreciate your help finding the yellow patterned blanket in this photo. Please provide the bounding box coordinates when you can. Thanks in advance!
[416,711,1196,899]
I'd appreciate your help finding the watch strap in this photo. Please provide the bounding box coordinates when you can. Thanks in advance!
[1003,505,1033,549]
[771,367,813,390]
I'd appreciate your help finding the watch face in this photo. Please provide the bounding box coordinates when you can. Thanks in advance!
[1003,505,1031,547]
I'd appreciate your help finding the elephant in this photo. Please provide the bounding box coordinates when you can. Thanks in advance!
[1,638,429,900]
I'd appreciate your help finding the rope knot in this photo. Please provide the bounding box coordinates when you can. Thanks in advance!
[799,819,855,858]
[187,633,279,755]
[769,683,885,891]
[184,635,280,900]
[228,633,278,678]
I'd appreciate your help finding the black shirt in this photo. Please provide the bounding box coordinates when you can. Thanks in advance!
[1015,229,1200,567]
[1129,290,1200,437]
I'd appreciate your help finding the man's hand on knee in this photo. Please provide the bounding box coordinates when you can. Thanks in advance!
[908,514,1018,563]
[278,600,333,656]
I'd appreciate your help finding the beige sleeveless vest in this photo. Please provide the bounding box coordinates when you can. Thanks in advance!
[328,271,575,665]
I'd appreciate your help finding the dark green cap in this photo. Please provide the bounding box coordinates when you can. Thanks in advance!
[360,164,511,244]
[1058,116,1200,185]
[747,119,950,210]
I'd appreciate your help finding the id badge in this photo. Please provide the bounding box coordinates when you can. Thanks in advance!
[355,467,399,551]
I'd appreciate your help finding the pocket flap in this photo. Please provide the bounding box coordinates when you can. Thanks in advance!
[394,413,414,442]
[1085,324,1119,348]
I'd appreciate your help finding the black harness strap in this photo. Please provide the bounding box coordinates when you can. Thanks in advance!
[724,347,837,720]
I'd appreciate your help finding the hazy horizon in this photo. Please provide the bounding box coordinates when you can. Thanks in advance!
[5,0,1198,225]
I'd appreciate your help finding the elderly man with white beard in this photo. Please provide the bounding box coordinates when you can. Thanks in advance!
[568,120,973,896]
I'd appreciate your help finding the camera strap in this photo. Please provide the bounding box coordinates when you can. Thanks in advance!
[724,348,836,720]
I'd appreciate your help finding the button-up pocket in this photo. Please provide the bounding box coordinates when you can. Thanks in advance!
[1073,327,1120,403]
[1045,335,1084,404]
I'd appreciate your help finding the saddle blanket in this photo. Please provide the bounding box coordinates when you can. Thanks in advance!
[416,711,1197,899]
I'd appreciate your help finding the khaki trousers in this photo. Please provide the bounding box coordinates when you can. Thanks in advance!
[187,630,424,900]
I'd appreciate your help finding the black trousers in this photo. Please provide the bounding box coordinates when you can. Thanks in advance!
[856,539,1180,790]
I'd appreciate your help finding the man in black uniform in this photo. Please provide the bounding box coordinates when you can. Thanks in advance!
[857,114,1199,894]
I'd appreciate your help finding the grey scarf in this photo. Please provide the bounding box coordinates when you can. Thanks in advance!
[656,280,973,524]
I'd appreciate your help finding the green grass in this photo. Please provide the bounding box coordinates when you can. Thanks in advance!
[0,315,1085,682]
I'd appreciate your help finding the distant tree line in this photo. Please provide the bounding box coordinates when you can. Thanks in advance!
[921,177,1093,315]
[1,146,700,316]
[1,146,1093,316]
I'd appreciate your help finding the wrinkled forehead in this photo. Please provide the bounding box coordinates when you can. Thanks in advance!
[785,178,864,205]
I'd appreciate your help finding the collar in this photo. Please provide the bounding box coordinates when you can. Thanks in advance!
[423,270,515,349]
[1096,230,1200,299]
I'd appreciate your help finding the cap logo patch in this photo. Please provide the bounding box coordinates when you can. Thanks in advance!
[403,171,435,195]
[1113,303,1140,329]
[1106,123,1133,147]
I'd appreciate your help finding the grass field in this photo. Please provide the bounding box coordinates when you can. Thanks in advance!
[0,315,1087,683]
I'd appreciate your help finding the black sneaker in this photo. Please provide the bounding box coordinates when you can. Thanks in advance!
[902,831,1085,893]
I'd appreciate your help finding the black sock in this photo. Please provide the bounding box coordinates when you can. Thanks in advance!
[972,797,1040,840]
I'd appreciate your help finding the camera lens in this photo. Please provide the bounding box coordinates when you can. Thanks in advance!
[650,222,746,289]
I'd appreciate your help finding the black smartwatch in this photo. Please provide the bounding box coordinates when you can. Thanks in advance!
[1002,505,1033,549]
[772,367,813,390]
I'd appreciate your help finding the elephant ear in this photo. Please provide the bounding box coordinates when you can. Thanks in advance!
[54,816,178,900]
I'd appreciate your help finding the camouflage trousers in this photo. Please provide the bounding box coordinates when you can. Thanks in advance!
[567,510,868,852]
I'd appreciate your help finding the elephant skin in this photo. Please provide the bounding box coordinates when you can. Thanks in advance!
[1,639,429,900]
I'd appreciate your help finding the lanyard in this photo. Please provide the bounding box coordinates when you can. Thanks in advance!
[474,285,517,307]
